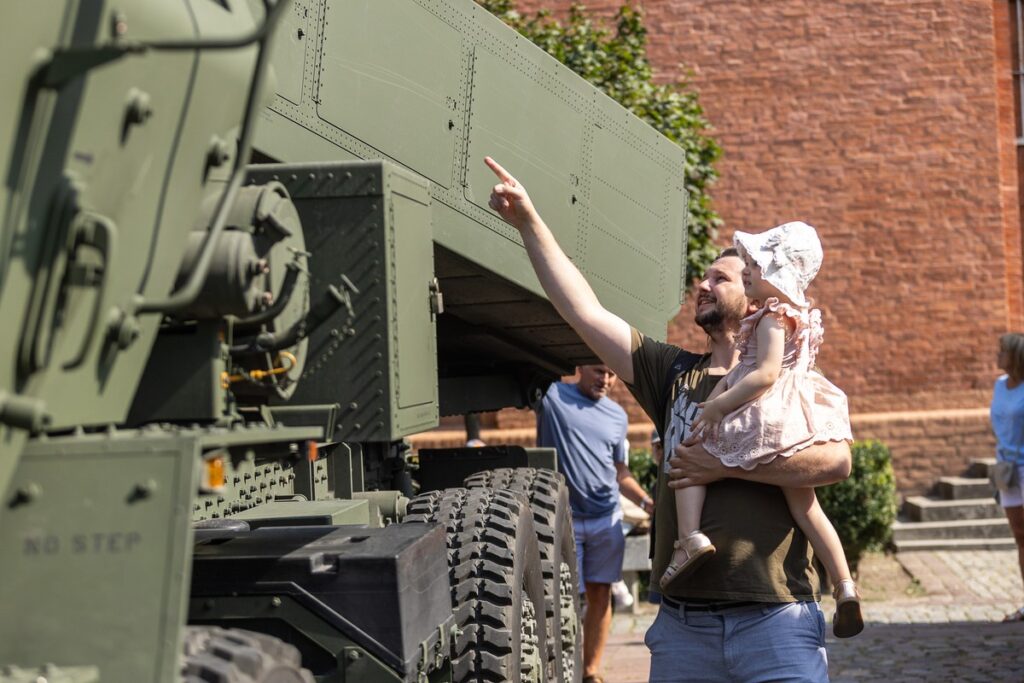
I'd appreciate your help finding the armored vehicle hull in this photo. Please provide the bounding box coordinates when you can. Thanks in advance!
[0,1,687,680]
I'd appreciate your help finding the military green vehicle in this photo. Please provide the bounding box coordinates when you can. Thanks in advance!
[0,0,687,681]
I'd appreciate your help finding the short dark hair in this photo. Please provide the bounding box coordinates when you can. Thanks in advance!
[716,246,740,260]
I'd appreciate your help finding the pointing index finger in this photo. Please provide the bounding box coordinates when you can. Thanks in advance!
[484,156,515,185]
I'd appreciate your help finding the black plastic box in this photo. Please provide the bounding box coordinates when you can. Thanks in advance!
[191,523,452,675]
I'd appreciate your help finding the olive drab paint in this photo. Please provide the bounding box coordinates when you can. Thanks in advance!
[0,0,688,680]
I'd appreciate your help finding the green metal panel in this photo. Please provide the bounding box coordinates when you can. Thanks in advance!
[0,0,67,287]
[462,46,588,262]
[251,161,439,441]
[328,442,362,499]
[195,457,296,520]
[0,1,68,501]
[384,164,438,434]
[390,172,438,418]
[127,322,229,425]
[190,424,324,520]
[0,0,264,460]
[587,92,689,314]
[524,447,558,472]
[0,431,199,682]
[317,0,463,189]
[233,499,370,526]
[273,1,312,106]
[254,0,689,367]
[0,433,28,523]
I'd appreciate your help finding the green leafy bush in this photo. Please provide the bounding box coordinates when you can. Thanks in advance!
[475,0,722,283]
[628,447,658,493]
[816,440,898,572]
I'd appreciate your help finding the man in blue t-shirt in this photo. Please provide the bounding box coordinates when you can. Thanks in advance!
[536,364,653,683]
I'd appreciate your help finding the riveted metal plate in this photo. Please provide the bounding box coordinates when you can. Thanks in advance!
[317,0,462,189]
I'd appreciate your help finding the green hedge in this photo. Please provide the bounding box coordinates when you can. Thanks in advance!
[628,447,658,494]
[816,440,898,572]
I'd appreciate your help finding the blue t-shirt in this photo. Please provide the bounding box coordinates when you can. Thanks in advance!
[991,375,1024,461]
[536,382,628,518]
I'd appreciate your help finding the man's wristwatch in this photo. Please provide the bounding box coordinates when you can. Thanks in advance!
[640,497,654,514]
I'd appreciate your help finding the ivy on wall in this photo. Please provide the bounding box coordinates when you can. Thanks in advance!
[477,0,722,283]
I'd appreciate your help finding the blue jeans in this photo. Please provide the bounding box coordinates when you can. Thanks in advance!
[645,601,829,682]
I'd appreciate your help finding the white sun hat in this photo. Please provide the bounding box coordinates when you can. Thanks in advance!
[733,221,822,308]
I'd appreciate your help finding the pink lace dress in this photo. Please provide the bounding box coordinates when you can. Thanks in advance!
[703,298,853,470]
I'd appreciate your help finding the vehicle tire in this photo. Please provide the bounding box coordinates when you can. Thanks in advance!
[464,468,581,683]
[181,626,315,683]
[404,487,548,683]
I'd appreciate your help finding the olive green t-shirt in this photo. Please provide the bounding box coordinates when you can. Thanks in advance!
[626,330,820,602]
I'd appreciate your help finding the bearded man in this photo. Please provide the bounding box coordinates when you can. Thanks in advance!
[485,155,851,681]
[634,247,848,681]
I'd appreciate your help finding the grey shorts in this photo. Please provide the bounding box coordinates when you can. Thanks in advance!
[573,508,625,588]
[998,462,1024,508]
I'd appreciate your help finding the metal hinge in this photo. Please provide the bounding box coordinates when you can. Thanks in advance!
[429,278,444,318]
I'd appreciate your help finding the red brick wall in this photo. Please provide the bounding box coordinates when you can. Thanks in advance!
[445,0,1020,492]
[851,410,996,495]
[492,372,652,430]
[515,0,1015,409]
[418,409,995,496]
[994,1,1024,331]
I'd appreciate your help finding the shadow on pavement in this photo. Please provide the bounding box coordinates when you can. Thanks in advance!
[828,621,1024,683]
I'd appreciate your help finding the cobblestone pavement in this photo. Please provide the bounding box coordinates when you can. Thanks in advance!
[600,550,1024,682]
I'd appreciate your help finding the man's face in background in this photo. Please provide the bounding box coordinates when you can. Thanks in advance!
[577,365,616,400]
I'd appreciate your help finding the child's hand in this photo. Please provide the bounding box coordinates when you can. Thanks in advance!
[485,157,538,230]
[692,399,726,439]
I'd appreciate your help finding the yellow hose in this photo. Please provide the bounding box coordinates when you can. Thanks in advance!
[225,350,297,384]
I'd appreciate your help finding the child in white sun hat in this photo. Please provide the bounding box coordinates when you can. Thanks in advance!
[659,220,862,638]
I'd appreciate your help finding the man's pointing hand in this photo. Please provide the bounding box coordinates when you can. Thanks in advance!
[485,157,538,229]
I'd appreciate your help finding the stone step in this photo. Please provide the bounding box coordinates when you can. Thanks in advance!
[903,495,1003,522]
[966,458,997,479]
[891,518,1011,542]
[894,537,1019,552]
[935,476,995,500]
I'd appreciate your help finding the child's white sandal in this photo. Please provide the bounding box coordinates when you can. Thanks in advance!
[659,531,716,592]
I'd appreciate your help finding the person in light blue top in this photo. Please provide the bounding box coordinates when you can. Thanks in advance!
[538,378,628,519]
[536,364,652,683]
[991,333,1024,622]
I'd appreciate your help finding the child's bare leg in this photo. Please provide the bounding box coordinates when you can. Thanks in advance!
[782,486,851,583]
[659,484,715,591]
[783,486,863,638]
[674,483,706,537]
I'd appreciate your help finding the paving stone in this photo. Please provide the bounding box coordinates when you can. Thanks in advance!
[600,549,1024,682]
[826,623,1024,682]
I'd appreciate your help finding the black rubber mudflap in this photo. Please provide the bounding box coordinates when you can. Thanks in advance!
[464,468,582,683]
[404,487,548,682]
[181,626,315,683]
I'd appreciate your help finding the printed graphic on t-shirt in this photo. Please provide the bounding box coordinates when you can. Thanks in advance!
[663,366,711,474]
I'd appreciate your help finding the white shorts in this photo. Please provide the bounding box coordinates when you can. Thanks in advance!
[998,462,1024,508]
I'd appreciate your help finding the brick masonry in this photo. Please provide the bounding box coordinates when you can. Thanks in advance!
[421,404,996,496]
[419,1,1024,494]
[850,409,996,495]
